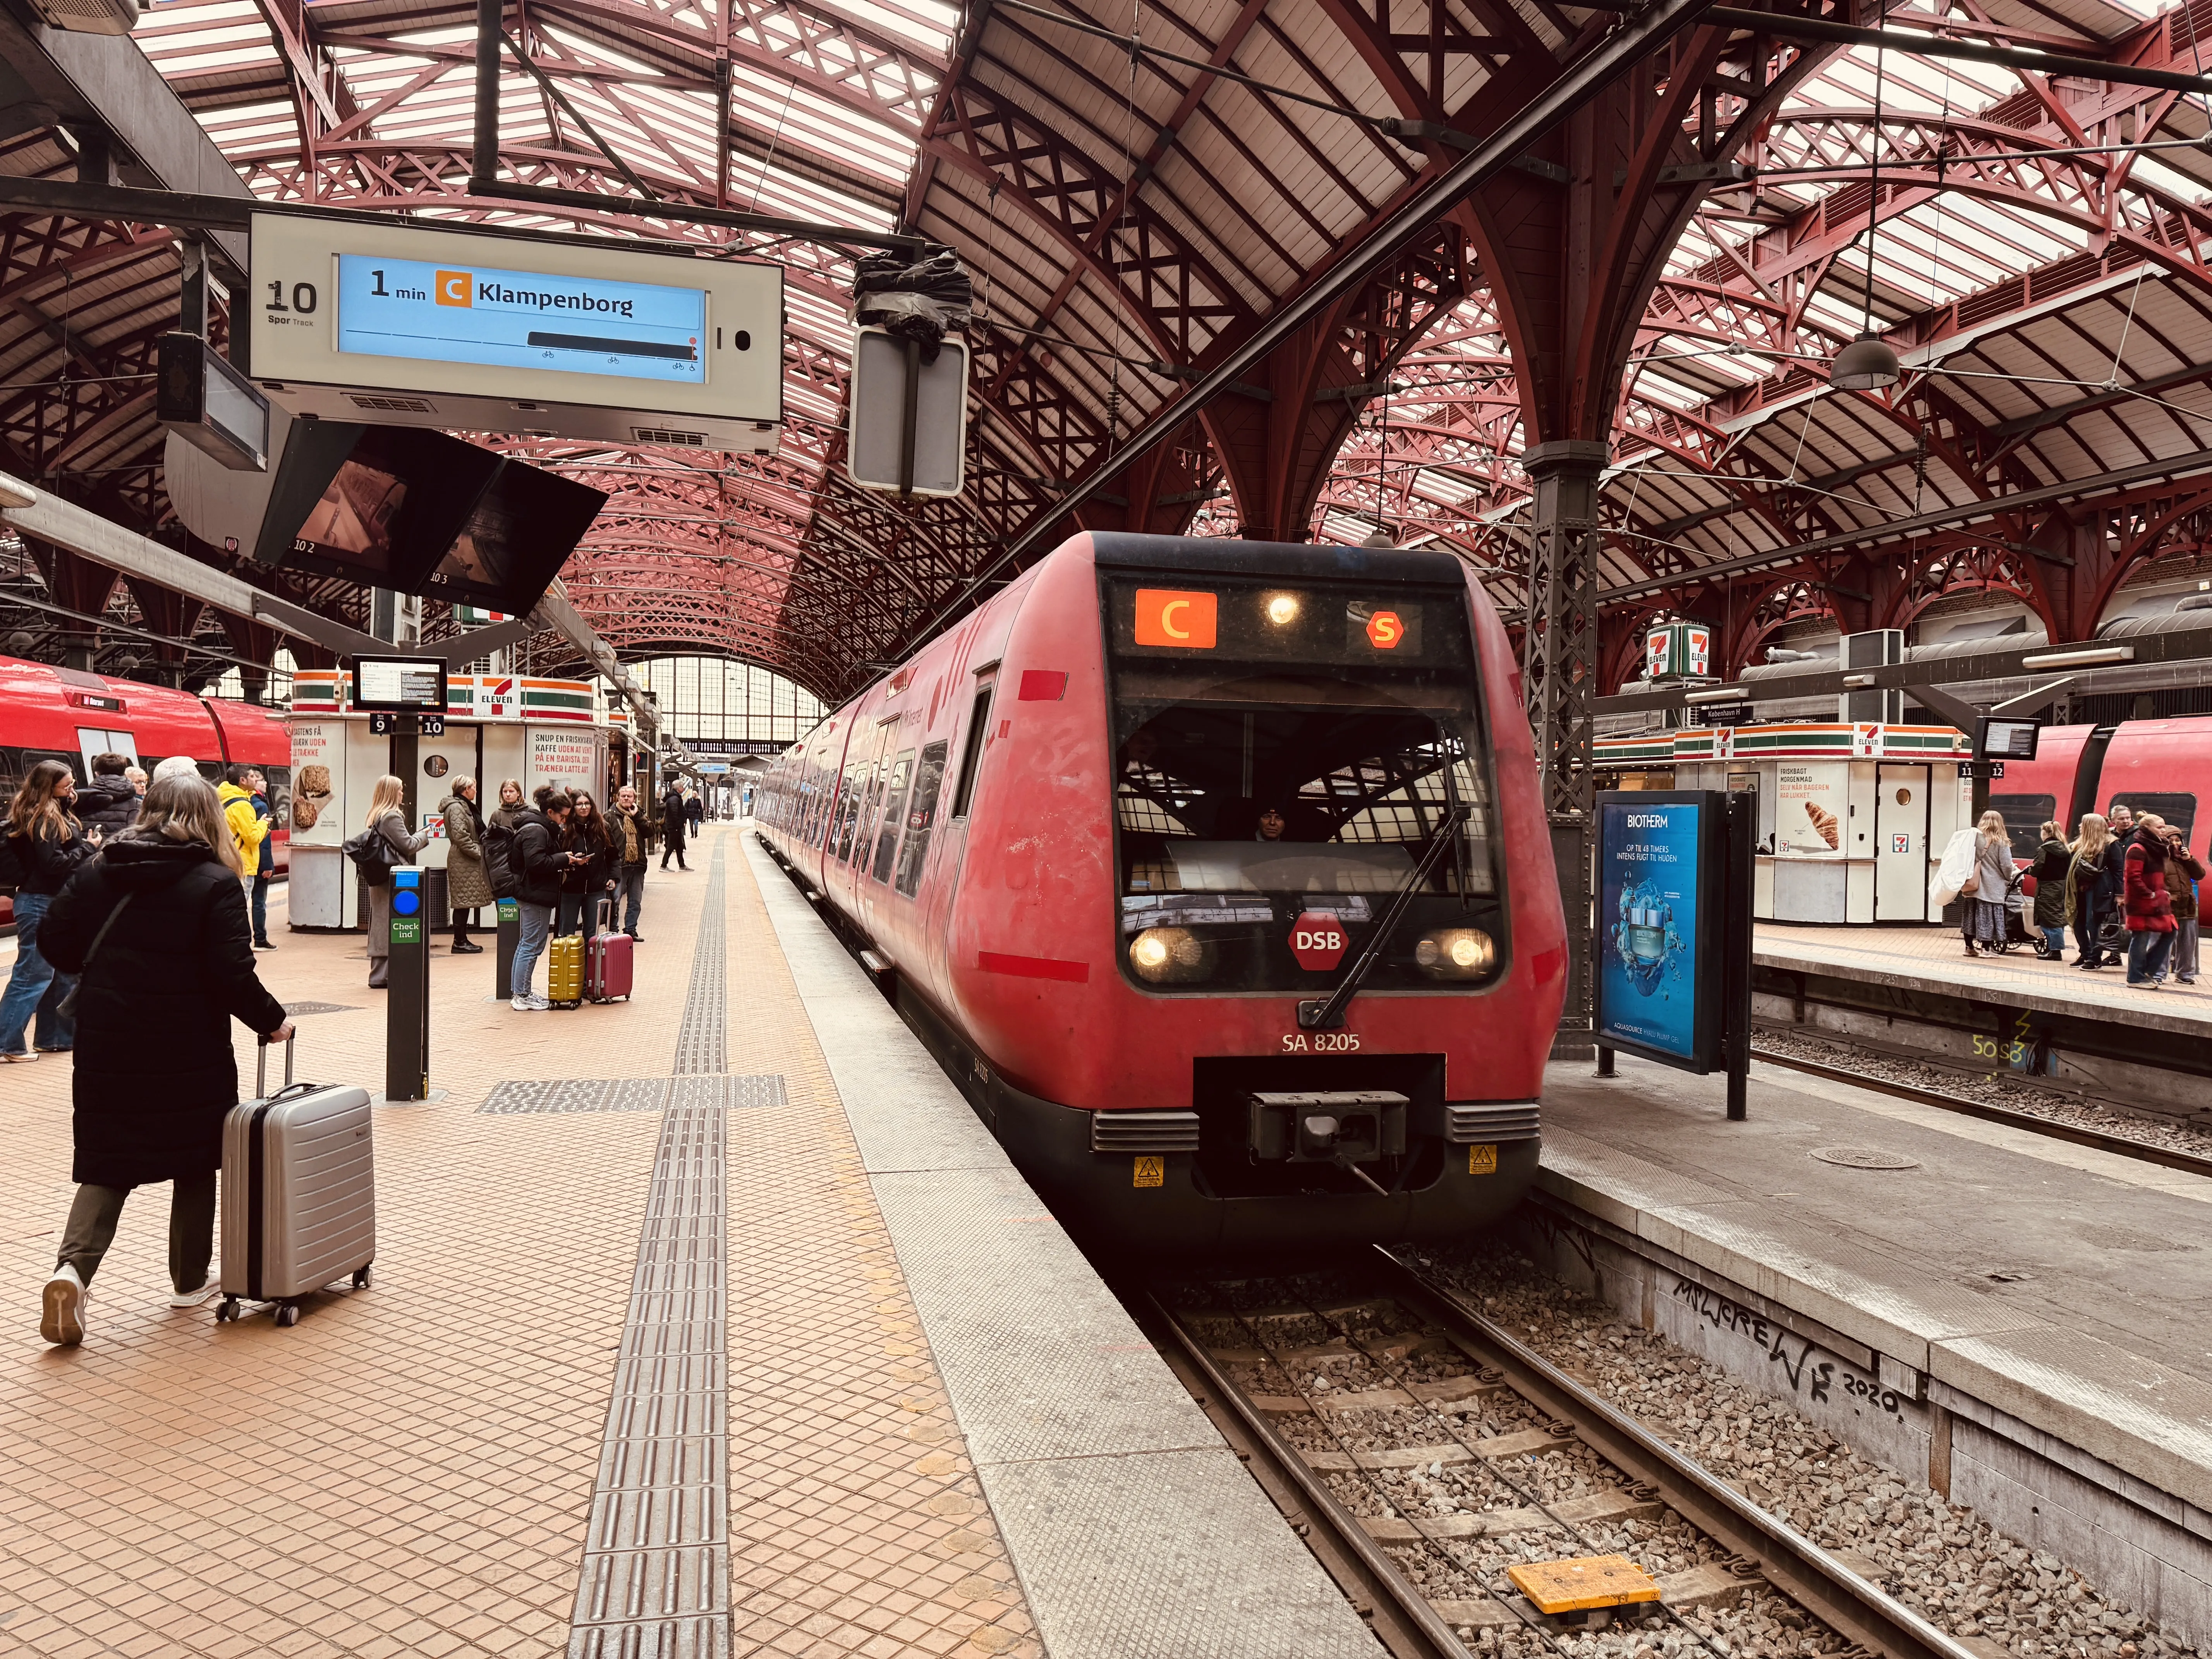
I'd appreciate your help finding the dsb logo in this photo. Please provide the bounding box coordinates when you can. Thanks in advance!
[1290,910,1349,972]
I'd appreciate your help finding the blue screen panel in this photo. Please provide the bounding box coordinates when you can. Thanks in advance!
[336,256,706,386]
[1597,799,1701,1061]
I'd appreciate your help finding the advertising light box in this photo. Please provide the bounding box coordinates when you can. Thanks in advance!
[249,214,783,453]
[1595,792,1721,1073]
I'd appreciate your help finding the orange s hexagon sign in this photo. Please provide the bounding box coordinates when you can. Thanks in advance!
[1365,610,1405,649]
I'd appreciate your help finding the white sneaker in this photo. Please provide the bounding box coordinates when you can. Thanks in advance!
[168,1275,221,1309]
[41,1266,86,1346]
[512,993,550,1011]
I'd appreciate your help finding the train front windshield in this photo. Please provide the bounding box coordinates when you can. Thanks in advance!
[1103,573,1508,994]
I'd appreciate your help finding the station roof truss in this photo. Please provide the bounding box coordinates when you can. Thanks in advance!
[14,0,2212,694]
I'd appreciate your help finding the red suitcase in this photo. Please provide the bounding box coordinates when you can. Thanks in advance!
[587,901,632,1002]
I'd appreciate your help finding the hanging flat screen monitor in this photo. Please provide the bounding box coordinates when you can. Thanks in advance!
[1977,716,2040,762]
[352,655,449,712]
[251,422,605,614]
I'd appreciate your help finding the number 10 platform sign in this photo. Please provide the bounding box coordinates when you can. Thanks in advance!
[1594,790,1756,1120]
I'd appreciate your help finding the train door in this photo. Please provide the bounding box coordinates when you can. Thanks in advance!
[1874,764,1930,921]
[75,726,137,773]
[925,671,997,992]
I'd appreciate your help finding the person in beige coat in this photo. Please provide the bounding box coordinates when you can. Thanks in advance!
[438,778,492,955]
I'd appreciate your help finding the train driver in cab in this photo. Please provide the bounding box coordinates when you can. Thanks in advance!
[1256,805,1287,842]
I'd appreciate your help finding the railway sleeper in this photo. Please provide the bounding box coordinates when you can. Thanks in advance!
[1306,1425,1559,1468]
[1249,1374,1501,1415]
[1360,1487,1666,1541]
[1427,1562,1764,1629]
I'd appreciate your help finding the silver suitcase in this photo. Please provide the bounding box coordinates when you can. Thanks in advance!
[218,1036,376,1327]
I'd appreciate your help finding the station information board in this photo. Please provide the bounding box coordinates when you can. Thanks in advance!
[352,655,449,713]
[249,215,783,452]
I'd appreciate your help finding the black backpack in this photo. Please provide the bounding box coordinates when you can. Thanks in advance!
[342,826,401,888]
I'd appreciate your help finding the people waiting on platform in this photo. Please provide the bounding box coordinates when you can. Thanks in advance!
[217,765,268,924]
[2123,812,2181,988]
[249,770,276,951]
[508,788,574,1012]
[686,792,704,837]
[123,765,146,799]
[36,774,294,1346]
[149,756,200,785]
[76,754,140,839]
[2067,813,2117,970]
[560,790,617,944]
[440,776,490,955]
[660,780,689,872]
[613,785,652,941]
[2032,820,2071,960]
[1961,809,2014,958]
[0,759,100,1061]
[359,775,431,992]
[2166,829,2205,986]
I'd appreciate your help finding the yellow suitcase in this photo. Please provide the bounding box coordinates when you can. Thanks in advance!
[547,933,584,1007]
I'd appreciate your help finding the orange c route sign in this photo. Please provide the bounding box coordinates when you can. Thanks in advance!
[1134,589,1218,648]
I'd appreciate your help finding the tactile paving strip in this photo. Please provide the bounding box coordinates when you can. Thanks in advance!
[479,1075,786,1116]
[568,840,734,1659]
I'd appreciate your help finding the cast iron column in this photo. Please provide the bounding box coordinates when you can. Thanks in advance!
[1520,439,1609,1062]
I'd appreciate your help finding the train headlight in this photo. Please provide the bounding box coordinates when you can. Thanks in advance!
[1129,926,1212,983]
[1414,928,1494,981]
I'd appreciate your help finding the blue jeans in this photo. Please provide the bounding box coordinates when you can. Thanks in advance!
[618,867,646,934]
[511,901,553,998]
[2127,928,2175,984]
[2040,924,2067,957]
[0,893,76,1054]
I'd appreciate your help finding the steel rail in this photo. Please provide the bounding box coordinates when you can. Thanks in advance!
[918,0,1718,634]
[1373,1247,1986,1659]
[1750,1044,2212,1178]
[1144,1292,1469,1659]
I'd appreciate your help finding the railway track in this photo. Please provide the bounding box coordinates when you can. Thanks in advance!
[1749,1039,2212,1181]
[1145,1248,1981,1659]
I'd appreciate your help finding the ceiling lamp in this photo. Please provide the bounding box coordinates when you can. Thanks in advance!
[1830,333,1901,391]
[1361,529,1396,548]
[1830,40,1899,394]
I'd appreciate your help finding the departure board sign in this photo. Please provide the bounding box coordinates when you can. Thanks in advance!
[1106,577,1461,669]
[335,257,706,387]
[249,214,783,452]
[352,655,449,713]
[1594,793,1720,1071]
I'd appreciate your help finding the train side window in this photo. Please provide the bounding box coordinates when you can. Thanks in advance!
[893,742,950,898]
[1987,793,2055,862]
[950,687,994,819]
[19,749,83,785]
[871,751,917,884]
[2110,792,2196,847]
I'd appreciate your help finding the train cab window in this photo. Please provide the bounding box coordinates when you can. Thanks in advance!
[1988,794,2056,862]
[2109,792,2197,848]
[261,766,293,829]
[893,742,951,898]
[1102,572,1506,994]
[871,751,917,883]
[950,687,994,819]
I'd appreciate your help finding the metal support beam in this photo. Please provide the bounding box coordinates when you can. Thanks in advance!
[1521,439,1609,1063]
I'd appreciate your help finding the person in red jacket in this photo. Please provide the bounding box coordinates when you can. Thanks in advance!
[2123,813,2179,988]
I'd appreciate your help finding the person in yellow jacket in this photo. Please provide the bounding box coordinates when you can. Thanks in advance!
[216,767,267,903]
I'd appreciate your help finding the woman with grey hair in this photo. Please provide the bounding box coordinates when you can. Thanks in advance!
[36,775,291,1344]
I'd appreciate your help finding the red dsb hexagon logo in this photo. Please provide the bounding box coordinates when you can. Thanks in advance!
[1290,910,1350,972]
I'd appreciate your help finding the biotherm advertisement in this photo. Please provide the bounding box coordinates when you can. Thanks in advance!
[1596,792,1719,1072]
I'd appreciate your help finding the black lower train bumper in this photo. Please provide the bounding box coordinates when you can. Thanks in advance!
[895,983,1537,1257]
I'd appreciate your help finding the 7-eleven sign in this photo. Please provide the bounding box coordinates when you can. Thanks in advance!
[485,676,515,716]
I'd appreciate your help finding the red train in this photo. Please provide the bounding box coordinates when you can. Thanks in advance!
[754,533,1566,1253]
[0,655,292,925]
[1993,716,2212,921]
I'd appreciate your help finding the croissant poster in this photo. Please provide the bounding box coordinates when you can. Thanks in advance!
[1776,762,1848,858]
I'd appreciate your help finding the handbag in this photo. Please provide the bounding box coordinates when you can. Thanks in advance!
[55,892,132,1020]
[1960,872,1979,896]
[343,824,401,888]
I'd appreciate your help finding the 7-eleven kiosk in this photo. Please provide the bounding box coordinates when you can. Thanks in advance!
[285,671,613,930]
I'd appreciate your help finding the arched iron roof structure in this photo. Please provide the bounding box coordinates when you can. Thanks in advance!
[5,0,2212,700]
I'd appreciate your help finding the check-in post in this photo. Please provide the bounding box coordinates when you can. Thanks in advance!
[386,867,429,1103]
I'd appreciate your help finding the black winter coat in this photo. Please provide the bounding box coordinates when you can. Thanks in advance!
[41,835,286,1187]
[75,776,141,838]
[10,814,96,895]
[661,788,687,847]
[559,818,615,892]
[511,809,567,907]
[2032,838,2071,928]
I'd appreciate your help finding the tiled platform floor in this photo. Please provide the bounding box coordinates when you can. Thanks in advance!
[0,826,1038,1659]
[1758,919,2212,1030]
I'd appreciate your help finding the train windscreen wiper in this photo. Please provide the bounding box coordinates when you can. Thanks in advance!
[1295,801,1470,1032]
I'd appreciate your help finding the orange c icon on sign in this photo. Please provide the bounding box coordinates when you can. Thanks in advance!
[1133,589,1218,648]
[435,270,474,307]
[1366,610,1404,649]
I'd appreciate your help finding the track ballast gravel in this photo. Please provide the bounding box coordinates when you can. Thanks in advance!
[1414,1247,2198,1659]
